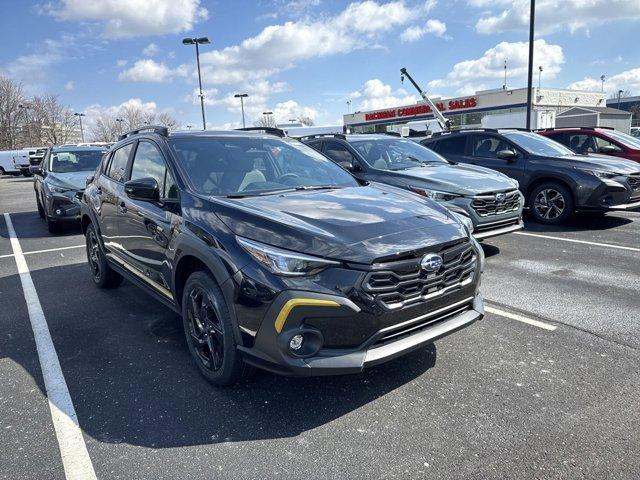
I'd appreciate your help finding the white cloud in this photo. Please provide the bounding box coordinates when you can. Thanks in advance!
[272,100,318,124]
[400,19,447,42]
[349,79,416,110]
[429,39,564,94]
[199,0,433,85]
[568,68,640,97]
[116,59,127,67]
[43,0,209,38]
[118,59,187,82]
[64,80,75,91]
[472,0,640,35]
[142,43,159,57]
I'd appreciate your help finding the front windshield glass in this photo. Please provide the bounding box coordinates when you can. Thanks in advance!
[502,131,575,156]
[350,138,449,171]
[49,150,106,173]
[169,136,358,196]
[604,129,640,149]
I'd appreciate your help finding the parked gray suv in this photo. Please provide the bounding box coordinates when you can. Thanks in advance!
[302,134,524,240]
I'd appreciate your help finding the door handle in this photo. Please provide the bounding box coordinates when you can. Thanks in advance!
[118,201,127,214]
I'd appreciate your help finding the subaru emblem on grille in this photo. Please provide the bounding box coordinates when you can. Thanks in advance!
[421,253,443,272]
[495,193,506,204]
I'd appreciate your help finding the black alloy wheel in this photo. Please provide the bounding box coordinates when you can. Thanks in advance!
[181,271,248,386]
[85,223,123,288]
[529,182,573,224]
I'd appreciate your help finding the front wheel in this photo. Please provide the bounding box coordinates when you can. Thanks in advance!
[36,196,45,219]
[529,183,574,224]
[182,271,249,386]
[85,223,123,288]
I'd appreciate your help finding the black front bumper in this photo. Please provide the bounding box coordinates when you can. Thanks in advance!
[238,290,483,377]
[579,177,640,211]
[46,191,83,221]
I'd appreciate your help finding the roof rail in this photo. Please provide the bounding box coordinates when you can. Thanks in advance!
[297,133,346,141]
[534,126,613,132]
[235,127,286,137]
[383,131,401,137]
[118,125,169,141]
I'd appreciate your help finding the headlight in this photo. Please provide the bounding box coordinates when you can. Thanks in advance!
[511,179,519,189]
[451,212,474,236]
[578,169,618,179]
[470,236,485,273]
[411,187,460,202]
[49,185,72,193]
[237,237,340,276]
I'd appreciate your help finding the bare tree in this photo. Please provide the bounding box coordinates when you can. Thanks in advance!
[0,75,27,149]
[299,115,315,126]
[254,114,277,128]
[89,113,121,142]
[31,94,79,145]
[157,111,178,130]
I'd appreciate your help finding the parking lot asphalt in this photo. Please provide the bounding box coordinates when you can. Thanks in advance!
[0,174,638,480]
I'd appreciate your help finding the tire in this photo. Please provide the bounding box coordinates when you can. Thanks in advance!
[0,167,5,176]
[85,223,123,289]
[182,270,249,386]
[36,197,45,219]
[528,182,574,224]
[46,216,60,234]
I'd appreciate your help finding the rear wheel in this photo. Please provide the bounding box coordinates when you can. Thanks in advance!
[85,223,123,288]
[182,271,248,386]
[0,167,5,176]
[529,182,574,224]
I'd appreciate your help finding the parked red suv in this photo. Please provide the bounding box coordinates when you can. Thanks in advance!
[537,127,640,163]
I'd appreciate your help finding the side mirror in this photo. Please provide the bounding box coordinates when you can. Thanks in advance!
[29,165,42,175]
[85,175,95,187]
[497,149,517,161]
[598,145,618,154]
[338,160,355,172]
[124,177,159,202]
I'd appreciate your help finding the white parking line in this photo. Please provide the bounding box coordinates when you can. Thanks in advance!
[0,245,85,260]
[3,213,97,480]
[486,305,557,331]
[516,232,640,253]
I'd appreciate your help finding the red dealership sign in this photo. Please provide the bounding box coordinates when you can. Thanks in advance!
[364,97,477,122]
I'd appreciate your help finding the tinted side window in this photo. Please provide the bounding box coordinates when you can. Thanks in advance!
[472,135,512,158]
[323,141,356,164]
[130,141,177,199]
[107,144,133,182]
[433,136,467,155]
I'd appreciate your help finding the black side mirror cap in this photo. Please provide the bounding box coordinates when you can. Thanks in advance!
[124,177,160,202]
[497,149,517,161]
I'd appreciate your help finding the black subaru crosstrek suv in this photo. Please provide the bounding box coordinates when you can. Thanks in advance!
[422,129,640,224]
[80,126,484,386]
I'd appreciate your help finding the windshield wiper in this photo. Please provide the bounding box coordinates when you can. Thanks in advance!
[226,185,341,198]
[293,185,341,191]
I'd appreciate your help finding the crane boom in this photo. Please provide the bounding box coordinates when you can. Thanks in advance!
[400,67,451,132]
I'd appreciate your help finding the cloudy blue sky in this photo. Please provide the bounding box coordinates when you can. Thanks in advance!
[1,0,639,129]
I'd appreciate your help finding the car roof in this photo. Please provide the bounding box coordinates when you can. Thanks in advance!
[52,145,108,152]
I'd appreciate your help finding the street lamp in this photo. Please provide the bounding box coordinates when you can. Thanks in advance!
[183,36,210,130]
[234,93,249,128]
[18,103,33,146]
[186,124,193,130]
[346,99,352,113]
[263,111,273,127]
[600,75,606,93]
[74,112,86,142]
[537,66,543,92]
[617,89,624,109]
[115,118,124,135]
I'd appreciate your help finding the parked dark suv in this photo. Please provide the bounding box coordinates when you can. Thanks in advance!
[301,134,524,240]
[422,129,640,223]
[80,126,484,386]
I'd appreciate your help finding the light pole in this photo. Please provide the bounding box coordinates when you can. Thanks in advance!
[600,75,606,93]
[234,93,249,128]
[74,112,85,142]
[186,124,193,130]
[262,111,273,127]
[537,66,543,93]
[18,103,33,146]
[503,59,508,90]
[525,0,536,130]
[182,36,210,130]
[617,89,624,109]
[115,118,124,135]
[346,99,352,113]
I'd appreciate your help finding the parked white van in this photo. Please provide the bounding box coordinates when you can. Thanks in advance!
[0,150,21,176]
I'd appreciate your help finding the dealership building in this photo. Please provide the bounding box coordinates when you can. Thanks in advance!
[343,86,633,133]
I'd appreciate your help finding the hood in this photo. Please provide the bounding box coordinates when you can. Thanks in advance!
[211,184,468,264]
[389,163,517,195]
[535,154,640,175]
[47,171,92,190]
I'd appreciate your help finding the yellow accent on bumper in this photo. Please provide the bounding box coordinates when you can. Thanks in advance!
[274,299,340,333]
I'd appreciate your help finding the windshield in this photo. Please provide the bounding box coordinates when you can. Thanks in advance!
[502,131,575,156]
[604,129,640,149]
[49,150,105,173]
[169,136,358,196]
[350,138,449,170]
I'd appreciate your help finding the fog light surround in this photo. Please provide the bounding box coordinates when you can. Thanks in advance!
[280,328,323,358]
[289,334,304,351]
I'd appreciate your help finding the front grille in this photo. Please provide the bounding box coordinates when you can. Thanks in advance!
[372,301,473,347]
[474,217,520,233]
[471,190,520,217]
[628,175,640,190]
[362,241,476,310]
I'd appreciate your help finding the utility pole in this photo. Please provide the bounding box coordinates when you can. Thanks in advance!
[18,104,33,146]
[503,60,507,90]
[600,75,606,93]
[74,112,85,142]
[525,0,536,130]
[183,36,211,130]
[234,93,249,128]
